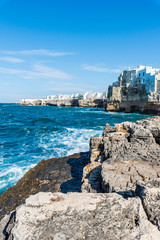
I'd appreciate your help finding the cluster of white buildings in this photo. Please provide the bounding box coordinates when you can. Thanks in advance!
[46,92,107,100]
[108,66,160,101]
[119,66,160,95]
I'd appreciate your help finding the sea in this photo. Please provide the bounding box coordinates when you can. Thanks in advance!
[0,103,151,195]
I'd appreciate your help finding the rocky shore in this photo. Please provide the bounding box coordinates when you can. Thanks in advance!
[20,98,107,108]
[20,98,160,115]
[0,117,160,239]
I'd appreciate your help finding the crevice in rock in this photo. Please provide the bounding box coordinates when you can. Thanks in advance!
[3,211,16,240]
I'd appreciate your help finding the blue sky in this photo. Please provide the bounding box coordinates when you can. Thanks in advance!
[0,0,160,102]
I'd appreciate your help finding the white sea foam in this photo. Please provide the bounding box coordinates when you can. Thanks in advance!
[36,126,102,160]
[0,164,36,192]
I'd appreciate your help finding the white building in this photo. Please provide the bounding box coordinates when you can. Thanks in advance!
[46,91,107,101]
[119,66,160,95]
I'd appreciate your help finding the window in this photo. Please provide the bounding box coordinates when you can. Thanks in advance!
[143,72,145,76]
[139,73,140,77]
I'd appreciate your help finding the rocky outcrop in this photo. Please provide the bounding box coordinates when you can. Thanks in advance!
[82,116,160,195]
[1,192,160,240]
[0,152,90,221]
[81,116,160,233]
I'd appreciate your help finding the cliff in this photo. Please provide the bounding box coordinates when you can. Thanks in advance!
[20,97,160,114]
[20,98,107,108]
[0,117,160,239]
[106,99,160,114]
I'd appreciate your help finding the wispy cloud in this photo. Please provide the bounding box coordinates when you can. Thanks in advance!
[82,64,121,73]
[2,49,74,57]
[0,56,24,63]
[0,63,72,80]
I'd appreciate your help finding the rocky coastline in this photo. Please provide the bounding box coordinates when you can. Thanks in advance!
[20,98,108,109]
[0,116,160,239]
[19,98,160,115]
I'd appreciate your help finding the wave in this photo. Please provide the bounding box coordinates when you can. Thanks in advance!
[0,164,36,194]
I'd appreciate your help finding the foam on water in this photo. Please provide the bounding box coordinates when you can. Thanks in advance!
[0,104,151,194]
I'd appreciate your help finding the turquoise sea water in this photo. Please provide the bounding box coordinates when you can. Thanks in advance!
[0,103,151,194]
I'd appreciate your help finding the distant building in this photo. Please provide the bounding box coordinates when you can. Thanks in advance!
[46,91,107,101]
[108,66,160,102]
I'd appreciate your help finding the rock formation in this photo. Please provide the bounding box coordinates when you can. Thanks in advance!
[82,117,160,195]
[1,192,160,240]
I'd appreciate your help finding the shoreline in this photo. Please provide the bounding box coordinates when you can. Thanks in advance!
[19,98,160,115]
[0,116,160,238]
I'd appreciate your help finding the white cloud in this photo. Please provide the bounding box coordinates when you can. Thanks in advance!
[2,49,74,57]
[0,57,24,63]
[82,64,121,73]
[0,64,72,80]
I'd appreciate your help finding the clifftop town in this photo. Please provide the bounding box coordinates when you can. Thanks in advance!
[20,65,160,114]
[107,65,160,114]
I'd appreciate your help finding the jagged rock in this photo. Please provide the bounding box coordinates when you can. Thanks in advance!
[82,116,160,195]
[1,192,160,240]
[102,124,115,136]
[101,160,160,196]
[136,179,160,231]
[89,116,160,163]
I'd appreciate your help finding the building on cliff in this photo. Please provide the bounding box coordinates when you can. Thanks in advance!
[108,66,160,102]
[107,66,160,113]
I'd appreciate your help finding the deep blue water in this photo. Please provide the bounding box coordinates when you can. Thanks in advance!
[0,103,151,194]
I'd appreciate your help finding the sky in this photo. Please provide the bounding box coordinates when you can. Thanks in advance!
[0,0,160,102]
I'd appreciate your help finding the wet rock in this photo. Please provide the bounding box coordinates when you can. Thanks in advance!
[0,152,90,221]
[1,192,160,240]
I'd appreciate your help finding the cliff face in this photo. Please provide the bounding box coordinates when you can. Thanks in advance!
[20,98,108,108]
[20,97,160,114]
[106,99,160,114]
[0,117,160,239]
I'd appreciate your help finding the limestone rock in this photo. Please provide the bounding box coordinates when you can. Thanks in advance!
[1,192,160,240]
[101,160,160,196]
[90,116,160,163]
[83,117,160,195]
[136,179,160,230]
